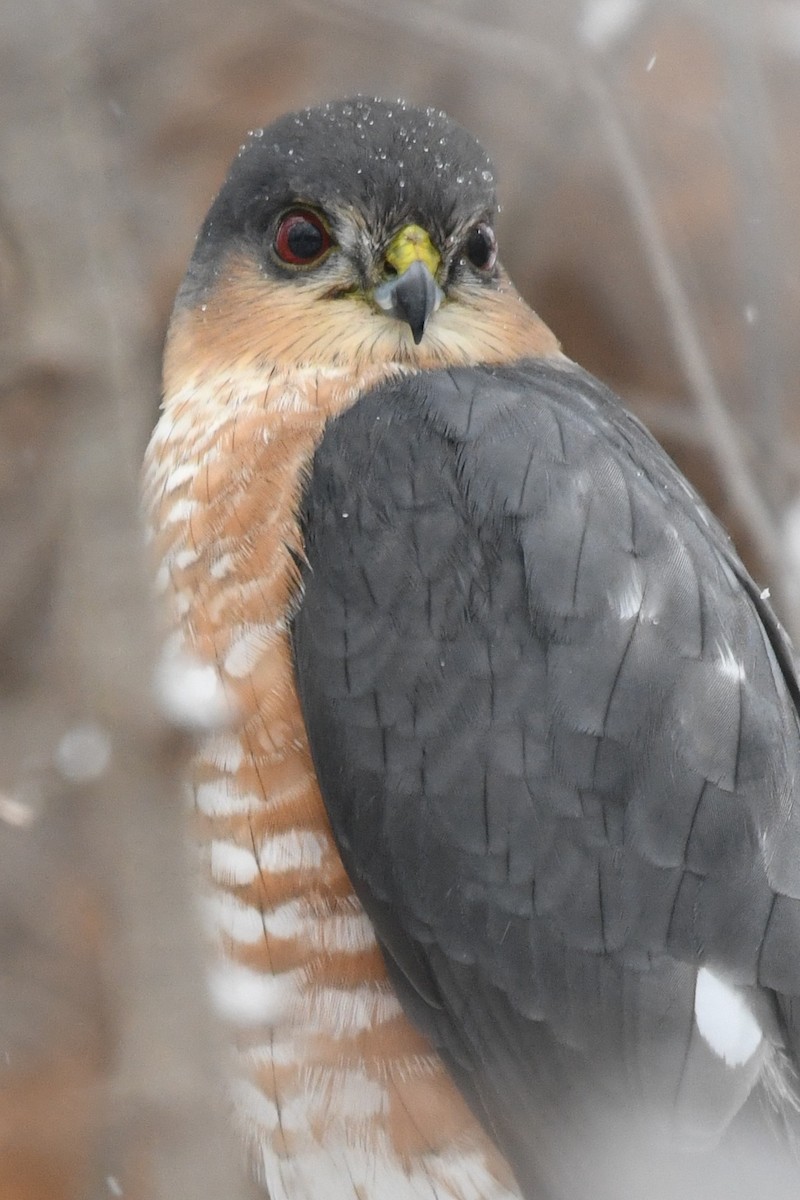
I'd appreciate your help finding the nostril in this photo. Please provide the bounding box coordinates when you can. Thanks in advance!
[383,261,398,278]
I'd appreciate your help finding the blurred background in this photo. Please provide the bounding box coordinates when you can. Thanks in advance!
[1,1,799,1197]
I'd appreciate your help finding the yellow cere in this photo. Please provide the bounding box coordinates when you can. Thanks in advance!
[384,224,441,278]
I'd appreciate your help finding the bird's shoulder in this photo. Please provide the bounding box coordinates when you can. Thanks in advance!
[292,357,800,1182]
[296,354,800,950]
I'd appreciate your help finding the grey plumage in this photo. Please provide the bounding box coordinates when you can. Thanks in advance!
[293,357,800,1198]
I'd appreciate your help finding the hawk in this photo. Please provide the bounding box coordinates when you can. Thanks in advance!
[143,98,800,1200]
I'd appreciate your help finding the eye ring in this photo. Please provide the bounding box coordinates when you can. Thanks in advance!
[273,208,333,267]
[465,222,497,272]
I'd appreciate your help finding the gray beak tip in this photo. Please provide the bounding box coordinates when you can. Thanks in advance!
[374,259,443,343]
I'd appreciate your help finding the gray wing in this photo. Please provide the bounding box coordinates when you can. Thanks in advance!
[292,359,800,1199]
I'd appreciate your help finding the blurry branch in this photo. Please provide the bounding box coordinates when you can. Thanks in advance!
[0,2,253,1199]
[710,0,800,626]
[630,395,707,447]
[632,394,800,482]
[580,74,783,560]
[581,67,799,636]
[713,0,788,501]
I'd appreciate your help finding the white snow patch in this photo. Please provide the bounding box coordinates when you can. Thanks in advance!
[694,967,762,1066]
[716,640,746,683]
[614,573,644,620]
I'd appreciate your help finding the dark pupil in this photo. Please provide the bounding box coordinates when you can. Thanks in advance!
[288,218,323,259]
[467,226,492,267]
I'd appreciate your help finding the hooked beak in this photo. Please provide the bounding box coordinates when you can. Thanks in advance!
[372,224,445,344]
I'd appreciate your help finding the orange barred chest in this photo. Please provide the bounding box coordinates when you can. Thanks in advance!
[143,365,521,1200]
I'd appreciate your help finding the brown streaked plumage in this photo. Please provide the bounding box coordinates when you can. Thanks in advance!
[144,98,561,1200]
[144,363,525,1199]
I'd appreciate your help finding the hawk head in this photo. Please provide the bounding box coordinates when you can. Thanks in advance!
[167,97,558,377]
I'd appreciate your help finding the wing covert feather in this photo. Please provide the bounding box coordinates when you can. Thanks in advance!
[292,359,800,1196]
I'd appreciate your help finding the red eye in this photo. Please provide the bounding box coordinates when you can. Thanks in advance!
[274,209,332,265]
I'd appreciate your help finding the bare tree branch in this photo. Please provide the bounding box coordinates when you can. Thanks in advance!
[711,0,790,509]
[582,69,792,619]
